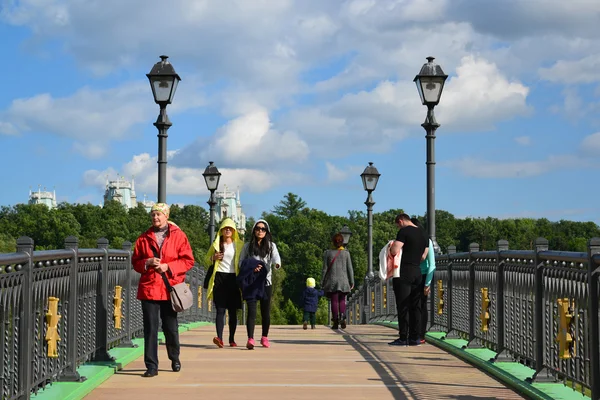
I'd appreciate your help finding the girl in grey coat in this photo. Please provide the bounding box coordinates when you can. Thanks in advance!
[321,233,354,329]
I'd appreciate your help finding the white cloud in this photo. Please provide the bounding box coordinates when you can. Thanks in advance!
[0,121,19,135]
[280,56,530,156]
[71,142,107,159]
[580,132,600,157]
[83,150,310,199]
[540,54,600,84]
[443,155,591,178]
[514,136,531,146]
[325,162,348,182]
[0,79,205,157]
[174,108,309,169]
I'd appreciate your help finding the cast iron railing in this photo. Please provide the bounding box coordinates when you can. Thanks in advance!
[0,236,215,400]
[346,237,600,400]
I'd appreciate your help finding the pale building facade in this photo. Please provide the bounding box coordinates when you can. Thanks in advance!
[214,185,247,236]
[28,187,57,209]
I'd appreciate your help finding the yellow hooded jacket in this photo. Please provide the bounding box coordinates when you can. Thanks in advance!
[204,218,244,301]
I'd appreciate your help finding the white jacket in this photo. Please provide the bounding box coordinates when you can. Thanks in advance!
[379,240,402,280]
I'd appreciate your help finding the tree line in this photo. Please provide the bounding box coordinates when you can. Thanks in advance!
[1,193,598,325]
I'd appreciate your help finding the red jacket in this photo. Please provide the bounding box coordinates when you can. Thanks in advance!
[132,223,195,301]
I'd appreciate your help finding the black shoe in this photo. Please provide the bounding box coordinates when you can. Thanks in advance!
[171,361,181,372]
[340,319,346,329]
[388,338,409,346]
[331,320,339,330]
[142,369,158,377]
[303,322,308,330]
[311,325,315,329]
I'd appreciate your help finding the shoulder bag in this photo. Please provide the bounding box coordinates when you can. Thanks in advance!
[151,246,193,312]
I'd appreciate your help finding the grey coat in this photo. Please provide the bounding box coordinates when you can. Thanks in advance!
[321,249,354,294]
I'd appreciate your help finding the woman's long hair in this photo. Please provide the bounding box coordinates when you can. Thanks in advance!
[249,226,273,259]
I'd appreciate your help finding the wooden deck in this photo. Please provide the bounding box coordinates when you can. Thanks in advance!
[84,324,524,399]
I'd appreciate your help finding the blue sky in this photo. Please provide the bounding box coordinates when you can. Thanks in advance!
[1,0,599,223]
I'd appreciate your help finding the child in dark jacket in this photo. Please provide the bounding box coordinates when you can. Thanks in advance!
[301,277,324,330]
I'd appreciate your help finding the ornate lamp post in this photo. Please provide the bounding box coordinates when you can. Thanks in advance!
[361,162,381,281]
[340,225,353,248]
[414,56,447,254]
[202,161,221,243]
[147,55,181,203]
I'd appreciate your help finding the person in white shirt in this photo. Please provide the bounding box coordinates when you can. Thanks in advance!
[205,218,244,348]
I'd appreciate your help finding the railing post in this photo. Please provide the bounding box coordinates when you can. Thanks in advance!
[532,237,554,382]
[445,245,458,339]
[93,238,114,362]
[494,239,512,362]
[17,237,34,400]
[362,280,369,324]
[119,241,136,348]
[588,238,600,400]
[467,243,482,348]
[59,236,84,382]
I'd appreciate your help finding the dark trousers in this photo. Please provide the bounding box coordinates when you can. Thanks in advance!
[216,306,238,343]
[141,300,180,371]
[246,285,273,339]
[303,311,316,326]
[420,274,429,339]
[393,267,422,341]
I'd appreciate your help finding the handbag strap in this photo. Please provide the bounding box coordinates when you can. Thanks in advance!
[324,249,342,280]
[151,244,173,292]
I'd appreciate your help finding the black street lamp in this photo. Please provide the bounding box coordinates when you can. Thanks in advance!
[361,162,380,281]
[340,225,353,248]
[414,56,447,255]
[202,161,221,243]
[147,55,181,203]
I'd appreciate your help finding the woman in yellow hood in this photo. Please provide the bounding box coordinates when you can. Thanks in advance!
[204,218,244,347]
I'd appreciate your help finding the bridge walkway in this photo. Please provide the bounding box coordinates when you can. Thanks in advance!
[83,324,523,399]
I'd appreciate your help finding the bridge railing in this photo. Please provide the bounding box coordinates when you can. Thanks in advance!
[0,236,215,400]
[346,237,600,400]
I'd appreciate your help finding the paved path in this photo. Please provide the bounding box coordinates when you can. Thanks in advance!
[85,324,524,399]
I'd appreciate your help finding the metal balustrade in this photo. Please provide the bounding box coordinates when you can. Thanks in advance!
[0,236,214,400]
[346,238,600,400]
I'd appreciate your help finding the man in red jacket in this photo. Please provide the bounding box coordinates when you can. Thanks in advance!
[132,203,194,377]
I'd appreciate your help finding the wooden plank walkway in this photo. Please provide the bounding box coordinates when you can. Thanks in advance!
[84,324,524,399]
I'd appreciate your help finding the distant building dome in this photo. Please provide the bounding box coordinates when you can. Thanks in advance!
[104,176,137,209]
[28,186,57,209]
[214,185,247,236]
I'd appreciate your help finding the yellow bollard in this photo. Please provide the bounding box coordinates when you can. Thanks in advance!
[356,303,360,323]
[113,286,123,330]
[198,287,202,308]
[371,291,375,313]
[556,298,575,359]
[437,280,444,315]
[383,285,387,309]
[480,288,490,332]
[45,297,61,358]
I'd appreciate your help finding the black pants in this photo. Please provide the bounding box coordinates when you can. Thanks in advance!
[393,267,422,341]
[216,306,238,343]
[141,300,180,371]
[420,274,429,339]
[246,285,273,339]
[303,311,316,326]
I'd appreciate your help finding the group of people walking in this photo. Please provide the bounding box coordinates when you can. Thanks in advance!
[131,204,281,377]
[131,203,434,378]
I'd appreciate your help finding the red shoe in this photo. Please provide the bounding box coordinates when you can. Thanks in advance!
[229,341,237,347]
[260,336,270,348]
[246,338,255,350]
[420,339,426,344]
[213,337,224,348]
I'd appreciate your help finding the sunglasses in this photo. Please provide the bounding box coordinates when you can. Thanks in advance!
[255,226,267,232]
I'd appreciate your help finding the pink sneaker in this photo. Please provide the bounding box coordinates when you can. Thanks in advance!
[260,336,270,348]
[246,338,255,350]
